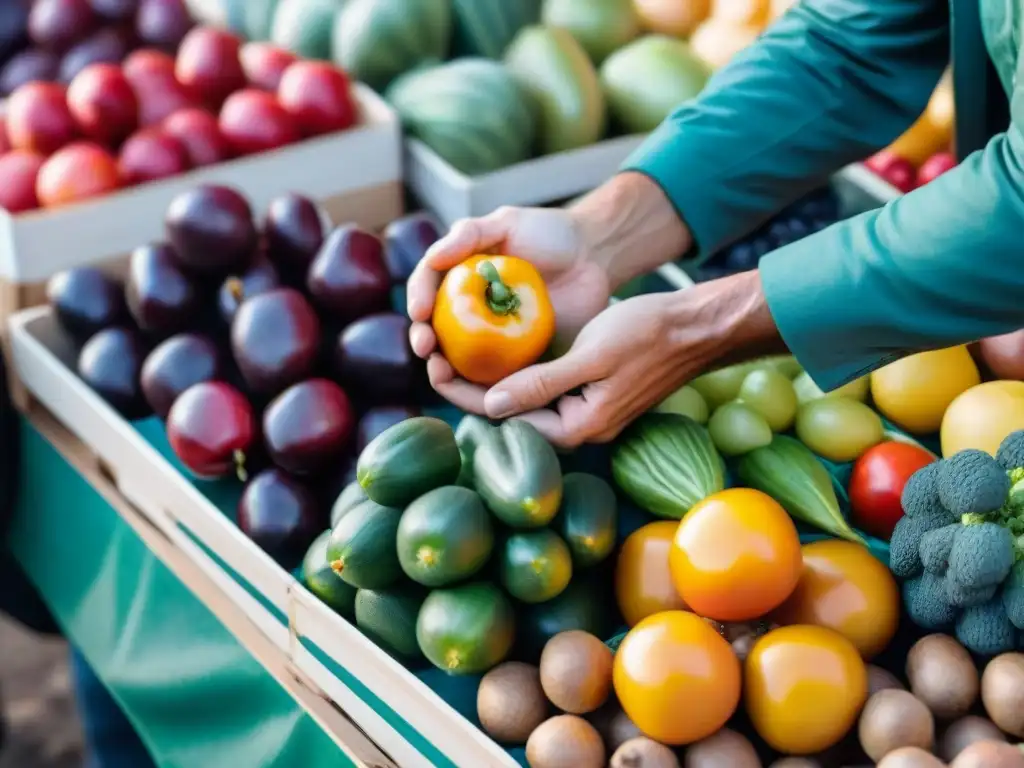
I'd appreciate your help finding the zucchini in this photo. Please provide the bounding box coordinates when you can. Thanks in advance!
[357,416,462,507]
[355,585,426,661]
[554,473,618,568]
[500,529,573,603]
[326,499,403,589]
[611,413,725,519]
[330,481,368,527]
[416,582,516,674]
[517,580,613,661]
[302,530,357,617]
[474,419,563,528]
[454,414,496,488]
[397,486,495,587]
[736,435,867,545]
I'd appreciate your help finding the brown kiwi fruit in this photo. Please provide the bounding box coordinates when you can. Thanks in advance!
[683,728,760,767]
[906,634,979,720]
[876,746,945,767]
[858,689,935,761]
[526,715,605,768]
[539,631,613,714]
[589,699,643,753]
[868,664,907,696]
[950,740,1024,768]
[476,662,548,744]
[939,716,1007,762]
[768,759,823,767]
[981,653,1024,737]
[611,737,680,768]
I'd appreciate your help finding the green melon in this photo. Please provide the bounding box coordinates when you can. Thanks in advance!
[244,0,281,41]
[541,0,641,64]
[504,25,606,154]
[451,0,541,59]
[332,0,451,92]
[386,59,536,175]
[271,0,343,60]
[355,585,426,660]
[600,35,712,134]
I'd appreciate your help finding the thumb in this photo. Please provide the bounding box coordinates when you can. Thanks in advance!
[424,207,515,271]
[484,355,590,419]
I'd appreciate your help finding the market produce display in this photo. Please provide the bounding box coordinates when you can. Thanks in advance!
[0,24,359,213]
[0,0,194,96]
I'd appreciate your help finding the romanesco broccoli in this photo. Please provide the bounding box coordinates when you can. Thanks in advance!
[903,572,957,629]
[938,450,1010,516]
[997,430,1024,472]
[919,524,959,575]
[889,507,956,579]
[1001,561,1024,630]
[947,522,1015,589]
[900,462,950,519]
[946,576,998,609]
[955,598,1017,656]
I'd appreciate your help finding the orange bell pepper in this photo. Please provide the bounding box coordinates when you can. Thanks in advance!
[432,255,555,386]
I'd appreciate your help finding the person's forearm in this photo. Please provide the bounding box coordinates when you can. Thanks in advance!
[569,172,691,289]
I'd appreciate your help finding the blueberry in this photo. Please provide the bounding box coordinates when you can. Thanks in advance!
[724,242,761,271]
[767,220,794,249]
[786,218,810,240]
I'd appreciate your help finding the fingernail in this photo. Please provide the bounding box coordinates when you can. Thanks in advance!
[485,391,514,418]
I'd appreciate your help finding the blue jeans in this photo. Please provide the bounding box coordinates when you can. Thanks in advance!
[69,648,156,768]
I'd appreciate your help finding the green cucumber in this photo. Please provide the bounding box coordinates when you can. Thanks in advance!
[326,499,403,589]
[416,582,516,674]
[330,481,368,527]
[357,417,461,508]
[554,473,617,568]
[736,435,867,545]
[302,530,357,617]
[474,420,563,528]
[397,486,495,587]
[454,414,496,488]
[500,530,573,604]
[355,585,426,661]
[518,580,613,661]
[611,413,725,519]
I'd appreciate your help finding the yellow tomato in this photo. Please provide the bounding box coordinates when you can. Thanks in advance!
[941,380,1024,457]
[773,540,899,659]
[633,0,712,37]
[613,610,741,745]
[669,488,802,622]
[689,19,762,70]
[745,625,868,754]
[710,0,770,26]
[615,521,688,626]
[886,76,954,165]
[870,345,981,434]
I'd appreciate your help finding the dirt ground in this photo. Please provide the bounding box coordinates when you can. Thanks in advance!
[0,615,83,768]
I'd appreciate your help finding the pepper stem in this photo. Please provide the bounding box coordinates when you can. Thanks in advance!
[225,277,245,303]
[234,450,248,483]
[476,260,520,316]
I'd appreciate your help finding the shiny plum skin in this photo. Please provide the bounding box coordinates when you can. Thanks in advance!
[167,381,254,479]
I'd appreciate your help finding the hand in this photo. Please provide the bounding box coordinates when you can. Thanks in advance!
[482,271,783,447]
[407,205,612,413]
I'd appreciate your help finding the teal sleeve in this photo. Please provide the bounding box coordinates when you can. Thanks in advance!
[622,0,949,257]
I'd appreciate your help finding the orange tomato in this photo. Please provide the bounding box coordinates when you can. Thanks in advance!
[745,625,868,754]
[669,488,802,621]
[432,255,555,386]
[613,610,741,745]
[36,142,121,208]
[773,540,899,659]
[615,521,688,626]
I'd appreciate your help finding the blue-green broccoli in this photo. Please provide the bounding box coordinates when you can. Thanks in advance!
[891,431,1024,655]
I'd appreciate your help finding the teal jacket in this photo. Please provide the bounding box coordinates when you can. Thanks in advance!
[625,0,1019,392]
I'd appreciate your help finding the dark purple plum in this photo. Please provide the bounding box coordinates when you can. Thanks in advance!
[0,1,30,65]
[88,0,138,21]
[58,25,134,83]
[306,224,390,324]
[140,333,223,419]
[135,0,192,52]
[382,212,440,283]
[262,378,354,476]
[263,193,326,282]
[333,312,423,402]
[238,468,322,568]
[77,326,148,418]
[218,255,280,324]
[356,406,419,453]
[165,185,258,276]
[167,381,254,479]
[0,48,60,95]
[125,242,201,337]
[47,266,127,342]
[28,0,96,52]
[230,287,321,396]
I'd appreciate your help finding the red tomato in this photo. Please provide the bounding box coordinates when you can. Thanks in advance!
[36,141,120,207]
[849,441,935,540]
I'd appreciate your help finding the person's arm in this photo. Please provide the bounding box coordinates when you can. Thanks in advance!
[622,0,949,259]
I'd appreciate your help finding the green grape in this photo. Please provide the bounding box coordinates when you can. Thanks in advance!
[795,397,884,463]
[655,385,710,424]
[737,369,798,432]
[708,401,773,457]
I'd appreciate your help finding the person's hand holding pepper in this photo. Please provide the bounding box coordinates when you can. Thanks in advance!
[407,173,784,447]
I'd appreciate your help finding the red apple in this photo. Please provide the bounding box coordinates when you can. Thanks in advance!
[917,151,957,187]
[123,49,197,126]
[277,61,357,137]
[218,88,301,156]
[36,141,121,207]
[162,107,231,167]
[29,0,96,52]
[122,47,175,82]
[865,150,916,193]
[118,127,190,184]
[0,116,11,155]
[174,26,244,109]
[0,150,46,213]
[6,81,79,155]
[67,63,139,145]
[136,0,193,52]
[239,42,296,92]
